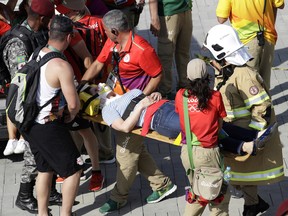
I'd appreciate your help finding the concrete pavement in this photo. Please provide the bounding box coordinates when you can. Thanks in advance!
[1,0,288,215]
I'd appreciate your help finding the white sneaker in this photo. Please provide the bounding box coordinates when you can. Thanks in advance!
[14,139,27,154]
[80,172,87,181]
[3,139,18,156]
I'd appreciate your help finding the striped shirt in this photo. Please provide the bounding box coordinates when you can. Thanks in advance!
[102,89,147,127]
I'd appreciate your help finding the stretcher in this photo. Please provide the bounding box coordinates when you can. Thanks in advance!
[84,114,181,146]
[83,115,261,162]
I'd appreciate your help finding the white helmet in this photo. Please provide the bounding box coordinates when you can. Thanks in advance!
[203,24,251,65]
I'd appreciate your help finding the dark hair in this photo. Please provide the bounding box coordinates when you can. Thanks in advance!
[49,15,73,41]
[19,0,28,16]
[50,15,73,33]
[184,76,212,111]
[12,0,28,24]
[27,6,39,18]
[49,30,70,41]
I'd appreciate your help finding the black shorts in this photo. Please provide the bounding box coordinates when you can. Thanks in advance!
[22,121,83,178]
[65,116,91,131]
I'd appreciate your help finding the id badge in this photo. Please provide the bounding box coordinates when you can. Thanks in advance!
[106,72,117,90]
[114,0,128,5]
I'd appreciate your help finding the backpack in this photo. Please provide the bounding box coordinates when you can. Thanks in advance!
[6,46,66,132]
[0,24,48,94]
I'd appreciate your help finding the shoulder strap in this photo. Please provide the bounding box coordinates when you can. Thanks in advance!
[11,25,35,55]
[184,90,225,172]
[31,45,66,66]
[183,91,196,171]
[38,51,66,66]
[74,21,92,52]
[111,47,126,94]
[122,93,146,120]
[80,93,99,114]
[74,21,88,30]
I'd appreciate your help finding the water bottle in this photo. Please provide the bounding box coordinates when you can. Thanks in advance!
[223,166,232,183]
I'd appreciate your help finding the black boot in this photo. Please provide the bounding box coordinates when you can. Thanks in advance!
[243,195,269,216]
[15,181,38,214]
[49,174,62,206]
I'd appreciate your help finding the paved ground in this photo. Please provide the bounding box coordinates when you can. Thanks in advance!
[1,0,288,215]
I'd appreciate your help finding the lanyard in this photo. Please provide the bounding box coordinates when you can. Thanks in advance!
[46,44,62,53]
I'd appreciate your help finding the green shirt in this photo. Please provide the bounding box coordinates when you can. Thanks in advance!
[158,0,192,16]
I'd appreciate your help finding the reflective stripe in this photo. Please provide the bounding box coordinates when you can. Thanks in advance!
[231,166,284,182]
[226,108,250,119]
[244,91,270,108]
[249,120,266,130]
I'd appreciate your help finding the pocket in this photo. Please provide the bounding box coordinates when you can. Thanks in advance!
[193,147,216,167]
[192,167,223,200]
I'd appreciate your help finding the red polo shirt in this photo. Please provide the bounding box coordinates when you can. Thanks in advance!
[97,31,162,93]
[175,89,227,148]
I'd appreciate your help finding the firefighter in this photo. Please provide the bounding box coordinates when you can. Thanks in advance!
[203,24,284,216]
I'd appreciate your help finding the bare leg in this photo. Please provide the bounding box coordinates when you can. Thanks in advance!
[7,116,17,139]
[70,131,83,152]
[36,171,53,216]
[61,170,82,216]
[78,128,100,170]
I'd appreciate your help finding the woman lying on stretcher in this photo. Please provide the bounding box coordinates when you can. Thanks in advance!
[78,59,276,158]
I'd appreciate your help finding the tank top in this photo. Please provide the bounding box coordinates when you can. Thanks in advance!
[35,50,61,124]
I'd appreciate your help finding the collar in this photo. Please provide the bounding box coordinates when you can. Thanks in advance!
[113,31,134,54]
[22,19,32,31]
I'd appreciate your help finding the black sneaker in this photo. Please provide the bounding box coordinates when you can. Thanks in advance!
[85,155,116,165]
[243,195,269,216]
[99,155,116,164]
[49,190,62,206]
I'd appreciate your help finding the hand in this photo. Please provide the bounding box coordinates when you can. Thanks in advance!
[209,60,222,71]
[150,92,162,101]
[138,96,156,109]
[242,142,254,155]
[136,0,145,4]
[62,109,76,123]
[88,85,98,95]
[150,17,160,37]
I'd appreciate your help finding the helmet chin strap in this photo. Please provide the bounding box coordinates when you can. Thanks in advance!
[216,60,235,91]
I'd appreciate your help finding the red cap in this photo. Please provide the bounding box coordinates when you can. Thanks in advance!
[276,200,288,216]
[30,0,55,18]
[54,0,85,14]
[55,4,71,14]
